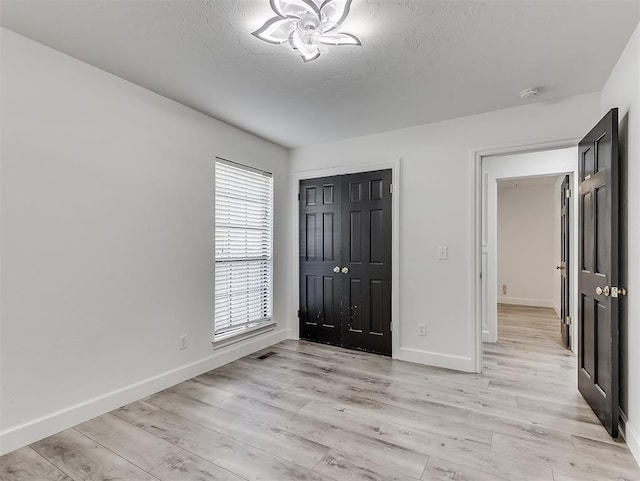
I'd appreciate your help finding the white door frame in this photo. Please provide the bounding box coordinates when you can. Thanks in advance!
[472,139,580,372]
[291,159,401,357]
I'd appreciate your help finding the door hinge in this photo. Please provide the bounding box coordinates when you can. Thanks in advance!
[297,309,302,318]
[566,316,572,326]
[390,321,393,332]
[480,272,483,280]
[297,193,301,201]
[389,183,393,194]
[565,189,572,199]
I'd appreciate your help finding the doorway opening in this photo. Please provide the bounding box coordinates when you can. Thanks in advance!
[475,111,623,439]
[477,145,579,367]
[495,174,570,349]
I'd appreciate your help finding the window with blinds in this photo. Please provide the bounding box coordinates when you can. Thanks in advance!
[214,158,273,339]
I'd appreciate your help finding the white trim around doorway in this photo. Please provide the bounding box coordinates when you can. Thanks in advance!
[291,159,401,358]
[471,139,581,373]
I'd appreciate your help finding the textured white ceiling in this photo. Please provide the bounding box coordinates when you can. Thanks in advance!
[1,0,638,148]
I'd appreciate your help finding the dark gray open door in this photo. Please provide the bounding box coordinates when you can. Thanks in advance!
[577,108,620,437]
[559,175,571,349]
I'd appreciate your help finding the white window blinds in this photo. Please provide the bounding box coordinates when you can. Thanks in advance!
[215,158,273,338]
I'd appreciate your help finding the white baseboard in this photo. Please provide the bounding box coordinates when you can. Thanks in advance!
[394,346,474,372]
[625,420,640,467]
[553,302,561,317]
[497,297,555,309]
[0,328,291,456]
[482,329,493,343]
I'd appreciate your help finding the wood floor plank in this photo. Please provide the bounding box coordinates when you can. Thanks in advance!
[300,402,549,481]
[195,372,312,412]
[571,434,639,467]
[236,351,393,396]
[290,372,594,452]
[422,457,508,481]
[145,390,330,469]
[343,355,491,391]
[515,396,600,425]
[254,345,349,369]
[164,378,235,406]
[216,392,300,428]
[487,379,587,409]
[208,362,296,391]
[135,408,335,481]
[74,412,182,471]
[492,432,639,481]
[31,429,158,481]
[468,406,615,447]
[384,378,518,412]
[276,339,359,362]
[314,450,421,481]
[215,391,429,478]
[0,447,72,481]
[298,399,494,450]
[293,416,430,478]
[112,399,160,423]
[286,377,471,425]
[467,410,577,451]
[422,445,553,481]
[150,451,246,481]
[551,469,605,481]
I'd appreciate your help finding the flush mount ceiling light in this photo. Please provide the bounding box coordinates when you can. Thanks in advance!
[520,88,540,99]
[252,0,361,62]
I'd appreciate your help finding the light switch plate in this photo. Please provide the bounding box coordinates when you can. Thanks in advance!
[437,246,448,260]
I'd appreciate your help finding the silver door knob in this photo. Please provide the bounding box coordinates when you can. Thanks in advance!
[341,267,349,274]
[556,265,564,270]
[333,266,340,273]
[596,286,610,296]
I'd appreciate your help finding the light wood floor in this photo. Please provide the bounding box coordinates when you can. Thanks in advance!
[2,304,639,480]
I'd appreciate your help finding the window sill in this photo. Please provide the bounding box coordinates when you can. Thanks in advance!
[212,321,276,349]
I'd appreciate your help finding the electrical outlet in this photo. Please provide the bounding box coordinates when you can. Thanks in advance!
[437,246,448,260]
[502,284,507,295]
[418,323,427,336]
[179,334,188,350]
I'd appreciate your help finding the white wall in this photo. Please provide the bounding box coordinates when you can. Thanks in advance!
[0,29,292,454]
[497,179,559,309]
[291,93,601,372]
[601,21,640,464]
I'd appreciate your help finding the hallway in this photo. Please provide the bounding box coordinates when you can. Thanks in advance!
[1,305,639,480]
